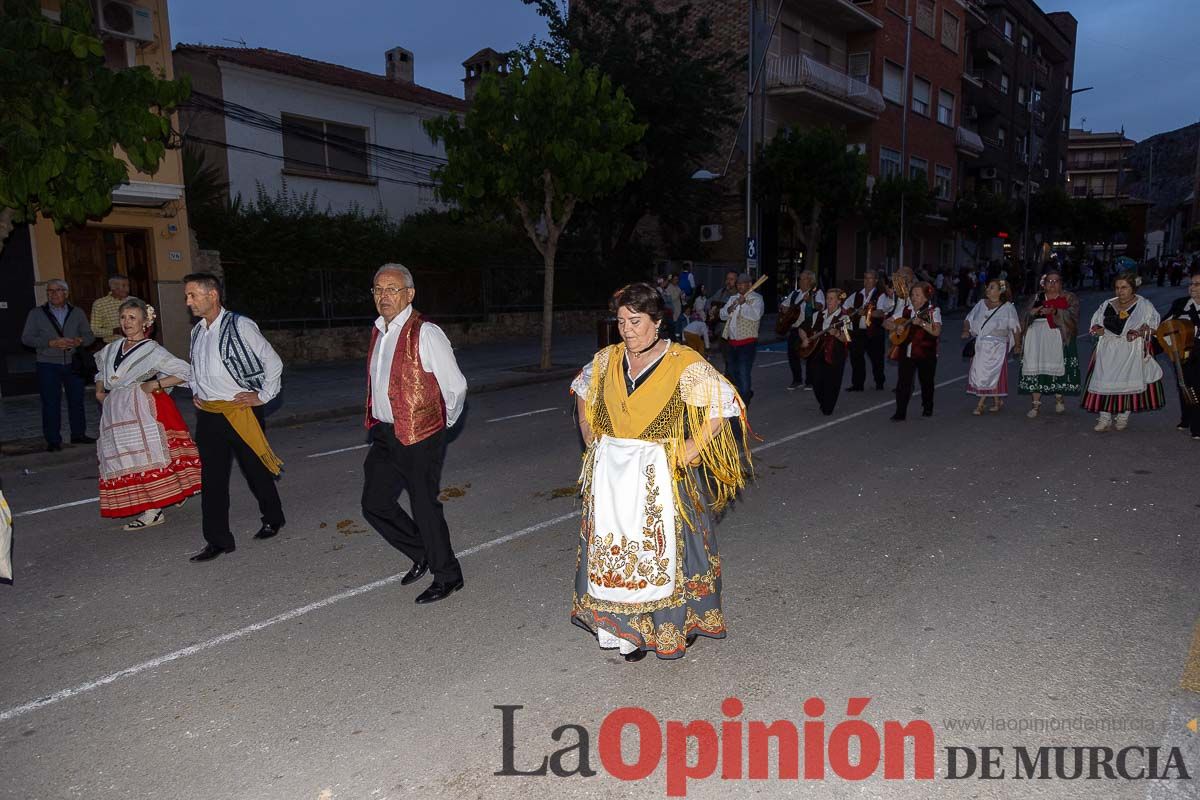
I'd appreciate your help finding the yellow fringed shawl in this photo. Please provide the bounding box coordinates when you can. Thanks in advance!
[581,343,751,526]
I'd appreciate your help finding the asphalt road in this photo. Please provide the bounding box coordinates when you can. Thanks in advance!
[2,285,1198,800]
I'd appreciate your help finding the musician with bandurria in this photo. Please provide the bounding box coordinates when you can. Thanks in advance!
[779,270,823,391]
[571,283,751,663]
[1161,272,1200,439]
[800,289,852,416]
[886,281,942,421]
[1018,268,1080,418]
[1082,271,1165,432]
[843,269,893,392]
[963,279,1021,415]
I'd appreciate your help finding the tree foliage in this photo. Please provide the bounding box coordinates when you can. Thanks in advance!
[517,0,738,262]
[0,0,190,252]
[425,53,645,369]
[756,126,867,274]
[950,189,1016,263]
[867,174,937,262]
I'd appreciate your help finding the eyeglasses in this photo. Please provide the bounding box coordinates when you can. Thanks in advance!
[369,286,411,297]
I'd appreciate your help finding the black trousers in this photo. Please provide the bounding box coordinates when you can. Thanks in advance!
[810,348,847,415]
[361,423,462,584]
[895,355,938,418]
[849,330,887,390]
[1178,355,1200,436]
[786,329,808,385]
[195,406,285,551]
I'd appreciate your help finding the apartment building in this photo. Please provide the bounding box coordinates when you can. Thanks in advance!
[1066,128,1136,200]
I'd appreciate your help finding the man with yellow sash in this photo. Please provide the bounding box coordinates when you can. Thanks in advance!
[184,273,285,563]
[571,283,751,662]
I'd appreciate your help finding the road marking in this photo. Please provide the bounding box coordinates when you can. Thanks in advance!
[13,497,99,518]
[306,444,369,459]
[755,360,789,368]
[486,407,558,423]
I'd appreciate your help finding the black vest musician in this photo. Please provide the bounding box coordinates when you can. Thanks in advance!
[843,271,895,392]
[886,283,943,421]
[803,291,853,416]
[1162,274,1200,438]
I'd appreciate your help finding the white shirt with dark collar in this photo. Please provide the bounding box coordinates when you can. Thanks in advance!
[370,305,467,427]
[842,288,895,330]
[190,308,282,404]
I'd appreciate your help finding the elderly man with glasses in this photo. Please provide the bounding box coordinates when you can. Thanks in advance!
[361,263,468,605]
[21,280,96,451]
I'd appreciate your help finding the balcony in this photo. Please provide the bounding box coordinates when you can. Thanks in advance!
[786,0,883,33]
[962,0,990,28]
[765,54,885,119]
[957,126,985,157]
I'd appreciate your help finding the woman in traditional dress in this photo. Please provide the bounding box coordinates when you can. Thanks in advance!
[94,299,202,529]
[963,279,1021,415]
[1018,269,1080,418]
[1082,271,1166,432]
[570,283,751,662]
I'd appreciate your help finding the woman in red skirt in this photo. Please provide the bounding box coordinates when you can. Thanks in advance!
[94,299,201,529]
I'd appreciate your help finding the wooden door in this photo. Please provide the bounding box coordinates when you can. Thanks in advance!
[61,227,158,336]
[60,228,107,314]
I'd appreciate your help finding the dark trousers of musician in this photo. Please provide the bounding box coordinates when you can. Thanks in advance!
[849,330,887,390]
[786,329,808,386]
[361,423,463,585]
[725,342,757,403]
[196,406,285,551]
[894,355,937,419]
[811,348,847,416]
[1179,355,1200,436]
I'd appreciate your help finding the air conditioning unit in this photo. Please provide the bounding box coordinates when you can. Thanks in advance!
[700,224,723,243]
[97,0,155,43]
[981,167,998,180]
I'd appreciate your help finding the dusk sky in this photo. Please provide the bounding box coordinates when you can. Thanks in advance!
[170,0,1199,143]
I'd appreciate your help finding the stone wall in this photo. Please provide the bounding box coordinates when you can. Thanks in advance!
[262,308,608,364]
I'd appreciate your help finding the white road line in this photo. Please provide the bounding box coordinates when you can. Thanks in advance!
[755,359,789,368]
[306,444,369,459]
[485,407,558,423]
[13,497,99,518]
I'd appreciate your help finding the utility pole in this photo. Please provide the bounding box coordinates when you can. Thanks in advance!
[746,0,755,275]
[1021,85,1035,266]
[897,3,912,272]
[1192,120,1200,230]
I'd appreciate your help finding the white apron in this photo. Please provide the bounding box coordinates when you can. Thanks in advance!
[1021,319,1065,377]
[1088,299,1163,395]
[969,335,1009,391]
[584,436,678,607]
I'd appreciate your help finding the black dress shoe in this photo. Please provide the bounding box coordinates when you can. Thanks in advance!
[400,561,429,586]
[921,409,934,417]
[846,386,863,392]
[415,580,464,604]
[890,413,905,422]
[189,543,233,562]
[253,523,282,540]
[623,649,649,663]
[70,435,96,444]
[46,442,62,452]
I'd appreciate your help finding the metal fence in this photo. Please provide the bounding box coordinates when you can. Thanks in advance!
[223,264,614,328]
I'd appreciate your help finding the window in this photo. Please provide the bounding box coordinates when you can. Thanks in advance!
[1020,33,1030,53]
[811,39,831,65]
[916,0,935,36]
[1017,85,1025,105]
[937,89,955,126]
[910,156,929,180]
[849,52,870,86]
[1059,157,1065,175]
[942,11,960,51]
[1003,19,1014,40]
[1062,116,1068,133]
[935,165,953,199]
[998,126,1007,145]
[1000,73,1009,94]
[883,60,904,104]
[1065,73,1071,91]
[102,37,134,69]
[281,114,369,178]
[912,77,931,115]
[880,147,902,178]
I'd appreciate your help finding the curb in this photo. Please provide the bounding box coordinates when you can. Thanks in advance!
[0,365,581,460]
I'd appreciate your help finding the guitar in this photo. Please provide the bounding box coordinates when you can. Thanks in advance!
[776,288,812,336]
[888,304,933,347]
[795,314,852,359]
[1155,319,1198,406]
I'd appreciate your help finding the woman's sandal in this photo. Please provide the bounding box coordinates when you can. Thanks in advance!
[123,509,164,530]
[1026,400,1041,419]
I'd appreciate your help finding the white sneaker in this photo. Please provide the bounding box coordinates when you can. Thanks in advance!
[1114,412,1130,431]
[1094,413,1112,432]
[1054,396,1065,414]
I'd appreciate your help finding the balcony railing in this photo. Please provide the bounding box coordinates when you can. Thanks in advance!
[956,126,985,155]
[765,54,885,115]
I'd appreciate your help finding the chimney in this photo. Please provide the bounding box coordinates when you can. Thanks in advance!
[385,47,413,83]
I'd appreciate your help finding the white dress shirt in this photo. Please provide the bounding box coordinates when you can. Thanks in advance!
[842,288,896,330]
[190,308,282,403]
[370,306,467,427]
[719,291,765,340]
[781,288,824,329]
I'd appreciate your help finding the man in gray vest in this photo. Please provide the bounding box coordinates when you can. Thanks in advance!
[184,273,285,563]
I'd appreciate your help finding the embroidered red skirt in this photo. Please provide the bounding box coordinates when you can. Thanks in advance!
[98,393,202,518]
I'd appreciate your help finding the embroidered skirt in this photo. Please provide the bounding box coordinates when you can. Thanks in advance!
[1080,352,1167,414]
[99,393,202,518]
[1019,338,1081,396]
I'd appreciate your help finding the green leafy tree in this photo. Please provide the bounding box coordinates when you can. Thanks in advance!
[425,53,645,369]
[755,126,867,276]
[1026,185,1073,255]
[182,143,229,239]
[517,0,737,263]
[866,174,937,264]
[950,189,1016,263]
[0,0,190,255]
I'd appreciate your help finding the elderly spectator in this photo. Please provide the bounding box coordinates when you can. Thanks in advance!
[21,279,96,451]
[90,275,132,344]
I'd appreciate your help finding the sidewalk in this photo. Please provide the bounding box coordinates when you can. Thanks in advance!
[0,334,601,456]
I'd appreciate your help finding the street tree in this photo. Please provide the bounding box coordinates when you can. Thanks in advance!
[949,189,1016,264]
[0,0,190,256]
[866,174,936,265]
[1027,185,1073,254]
[425,53,645,370]
[755,126,867,276]
[518,0,737,263]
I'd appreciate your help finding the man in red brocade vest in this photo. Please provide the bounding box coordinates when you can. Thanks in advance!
[361,264,468,604]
